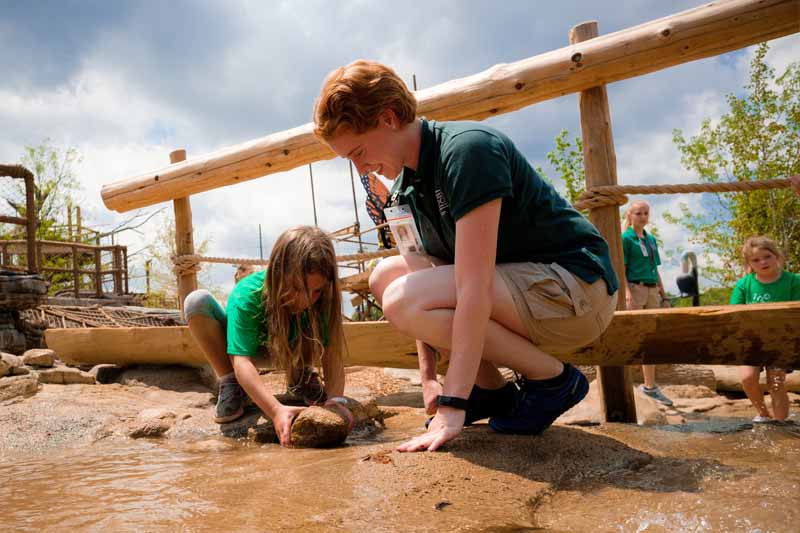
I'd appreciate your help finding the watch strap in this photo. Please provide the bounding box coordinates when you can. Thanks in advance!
[436,395,469,411]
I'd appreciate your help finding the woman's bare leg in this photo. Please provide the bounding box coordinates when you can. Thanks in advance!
[766,369,789,421]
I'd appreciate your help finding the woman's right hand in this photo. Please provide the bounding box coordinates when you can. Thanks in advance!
[422,379,443,415]
[273,405,305,446]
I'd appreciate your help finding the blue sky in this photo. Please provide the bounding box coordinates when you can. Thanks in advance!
[1,0,798,299]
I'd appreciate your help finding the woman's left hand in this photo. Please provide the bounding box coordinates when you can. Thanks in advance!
[396,406,465,452]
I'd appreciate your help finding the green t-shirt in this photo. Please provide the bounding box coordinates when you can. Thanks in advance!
[621,226,661,284]
[226,270,329,356]
[390,119,618,294]
[729,271,800,304]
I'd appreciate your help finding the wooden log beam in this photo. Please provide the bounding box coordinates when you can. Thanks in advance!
[170,149,198,317]
[100,0,799,213]
[45,302,800,370]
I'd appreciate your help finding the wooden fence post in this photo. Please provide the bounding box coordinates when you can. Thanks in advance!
[570,21,637,423]
[112,246,123,295]
[94,248,103,297]
[71,245,80,298]
[170,149,197,316]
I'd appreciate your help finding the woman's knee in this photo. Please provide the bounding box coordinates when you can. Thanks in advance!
[184,289,222,322]
[381,277,417,333]
[369,256,410,304]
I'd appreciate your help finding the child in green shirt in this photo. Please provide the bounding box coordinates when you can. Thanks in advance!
[730,235,799,422]
[184,226,347,446]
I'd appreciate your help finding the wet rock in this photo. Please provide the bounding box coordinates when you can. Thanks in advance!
[248,418,278,444]
[88,364,124,384]
[0,374,39,402]
[37,367,96,385]
[672,397,731,413]
[129,409,177,439]
[0,352,17,376]
[661,384,717,399]
[557,379,667,426]
[22,348,56,368]
[11,365,30,376]
[290,406,350,448]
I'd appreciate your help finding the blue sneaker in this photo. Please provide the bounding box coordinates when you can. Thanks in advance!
[489,364,589,435]
[426,381,518,428]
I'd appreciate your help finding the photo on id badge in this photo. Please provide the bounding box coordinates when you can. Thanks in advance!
[384,205,423,255]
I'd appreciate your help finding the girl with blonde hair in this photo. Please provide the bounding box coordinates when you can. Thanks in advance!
[621,200,673,406]
[731,235,799,422]
[184,225,346,446]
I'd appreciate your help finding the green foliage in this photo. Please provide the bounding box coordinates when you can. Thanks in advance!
[544,129,586,204]
[671,286,733,307]
[669,43,800,285]
[2,139,83,240]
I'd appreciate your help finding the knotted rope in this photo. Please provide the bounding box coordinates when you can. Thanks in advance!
[572,178,792,210]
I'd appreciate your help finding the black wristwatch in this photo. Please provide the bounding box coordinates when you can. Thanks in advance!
[436,395,470,411]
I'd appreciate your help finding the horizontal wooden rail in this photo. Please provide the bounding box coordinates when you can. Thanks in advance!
[46,302,800,369]
[100,0,799,213]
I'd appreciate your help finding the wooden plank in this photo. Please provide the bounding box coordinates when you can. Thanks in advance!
[45,302,800,370]
[170,149,198,317]
[100,0,799,213]
[571,20,636,424]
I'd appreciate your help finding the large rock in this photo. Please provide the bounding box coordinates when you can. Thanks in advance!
[37,367,96,385]
[0,374,39,402]
[1,352,27,377]
[290,406,350,448]
[22,348,56,368]
[707,365,800,393]
[557,379,667,426]
[129,409,177,439]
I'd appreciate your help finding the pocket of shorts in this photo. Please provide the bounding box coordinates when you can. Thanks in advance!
[522,268,588,320]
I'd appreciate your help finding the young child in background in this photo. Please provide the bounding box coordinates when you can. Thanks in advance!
[730,235,799,423]
[621,200,673,406]
[184,225,346,446]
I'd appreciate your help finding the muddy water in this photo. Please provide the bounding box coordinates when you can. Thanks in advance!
[2,415,798,532]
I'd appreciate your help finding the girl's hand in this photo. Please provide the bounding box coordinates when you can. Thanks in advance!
[273,405,305,446]
[421,379,443,415]
[396,406,465,452]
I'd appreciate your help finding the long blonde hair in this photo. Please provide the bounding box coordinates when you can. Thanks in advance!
[263,226,344,386]
[741,235,785,274]
[622,200,650,231]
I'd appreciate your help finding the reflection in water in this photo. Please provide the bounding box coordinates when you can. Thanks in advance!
[2,418,798,532]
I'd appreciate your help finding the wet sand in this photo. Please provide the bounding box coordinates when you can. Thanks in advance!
[1,366,798,532]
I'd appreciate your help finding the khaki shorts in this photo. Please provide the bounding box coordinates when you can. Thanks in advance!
[497,262,617,353]
[627,282,661,310]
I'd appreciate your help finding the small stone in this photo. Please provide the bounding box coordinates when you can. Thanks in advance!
[22,348,56,368]
[0,374,39,402]
[11,365,30,375]
[88,364,123,384]
[36,367,96,385]
[128,409,176,439]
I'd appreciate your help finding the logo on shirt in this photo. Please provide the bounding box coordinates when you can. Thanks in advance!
[752,294,772,303]
[435,188,449,216]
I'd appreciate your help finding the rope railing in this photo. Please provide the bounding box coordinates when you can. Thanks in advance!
[171,178,793,277]
[171,248,399,276]
[573,178,791,210]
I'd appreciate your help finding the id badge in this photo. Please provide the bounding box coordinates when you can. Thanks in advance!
[384,205,424,255]
[639,239,649,257]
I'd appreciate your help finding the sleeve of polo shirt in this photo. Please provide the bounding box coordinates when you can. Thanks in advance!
[443,130,513,221]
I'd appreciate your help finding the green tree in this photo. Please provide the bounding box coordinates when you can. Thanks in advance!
[544,128,586,204]
[2,139,83,240]
[668,43,800,284]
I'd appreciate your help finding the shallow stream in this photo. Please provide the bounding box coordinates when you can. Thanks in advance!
[2,413,798,532]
